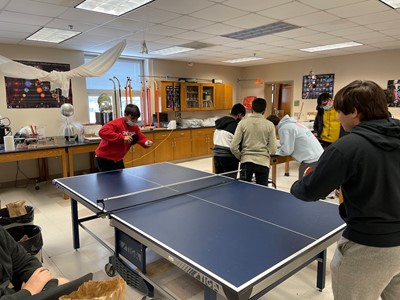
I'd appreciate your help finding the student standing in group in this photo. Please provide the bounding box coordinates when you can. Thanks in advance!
[313,92,345,148]
[213,103,246,178]
[95,104,153,172]
[267,114,323,179]
[291,80,400,300]
[230,98,277,186]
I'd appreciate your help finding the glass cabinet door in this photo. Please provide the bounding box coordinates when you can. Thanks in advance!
[201,85,215,109]
[182,83,200,110]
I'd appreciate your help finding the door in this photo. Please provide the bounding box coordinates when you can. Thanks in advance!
[264,81,293,117]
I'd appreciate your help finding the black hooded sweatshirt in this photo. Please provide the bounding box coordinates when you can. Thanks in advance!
[213,116,240,157]
[291,118,400,247]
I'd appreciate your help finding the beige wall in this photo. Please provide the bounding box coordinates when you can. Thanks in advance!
[1,44,400,184]
[240,49,400,120]
[148,58,242,121]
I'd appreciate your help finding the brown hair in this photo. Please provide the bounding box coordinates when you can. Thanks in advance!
[266,114,281,126]
[333,80,388,121]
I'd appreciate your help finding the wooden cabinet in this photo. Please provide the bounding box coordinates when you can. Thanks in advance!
[181,83,216,111]
[200,84,215,110]
[191,128,214,157]
[160,81,180,112]
[161,81,232,111]
[214,83,233,110]
[153,130,192,163]
[181,83,200,111]
[123,133,155,167]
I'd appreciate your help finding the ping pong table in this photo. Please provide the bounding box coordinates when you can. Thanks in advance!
[53,162,345,300]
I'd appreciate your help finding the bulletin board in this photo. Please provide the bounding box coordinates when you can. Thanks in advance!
[387,80,400,107]
[302,73,335,99]
[5,61,73,109]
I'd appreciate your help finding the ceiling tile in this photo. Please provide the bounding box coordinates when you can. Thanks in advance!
[163,16,214,30]
[258,1,318,19]
[190,4,247,22]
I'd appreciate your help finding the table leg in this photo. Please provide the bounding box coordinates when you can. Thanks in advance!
[204,287,217,300]
[71,198,80,249]
[271,165,277,184]
[316,250,327,291]
[284,161,290,176]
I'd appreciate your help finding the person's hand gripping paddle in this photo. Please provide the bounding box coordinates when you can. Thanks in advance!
[130,134,139,145]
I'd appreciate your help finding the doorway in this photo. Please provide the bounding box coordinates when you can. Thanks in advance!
[264,81,293,117]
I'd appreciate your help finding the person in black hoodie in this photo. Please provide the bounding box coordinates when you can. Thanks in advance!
[0,226,68,299]
[291,80,400,300]
[213,103,246,178]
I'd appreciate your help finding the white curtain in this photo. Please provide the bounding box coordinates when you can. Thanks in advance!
[0,40,126,97]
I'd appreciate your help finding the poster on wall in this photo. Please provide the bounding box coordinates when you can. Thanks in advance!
[386,80,400,107]
[302,73,334,99]
[5,61,73,109]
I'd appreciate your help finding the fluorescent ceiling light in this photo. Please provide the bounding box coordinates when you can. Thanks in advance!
[223,22,300,40]
[300,42,363,52]
[223,57,264,64]
[76,0,154,16]
[379,0,400,9]
[26,28,81,43]
[150,46,194,55]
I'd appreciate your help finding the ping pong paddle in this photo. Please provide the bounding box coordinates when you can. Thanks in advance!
[303,167,312,177]
[130,134,139,145]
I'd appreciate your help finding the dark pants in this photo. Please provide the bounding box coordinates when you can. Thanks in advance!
[214,156,240,179]
[96,156,125,172]
[240,162,270,186]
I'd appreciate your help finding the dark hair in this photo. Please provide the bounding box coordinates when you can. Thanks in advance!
[252,98,267,113]
[333,80,388,121]
[266,114,281,126]
[317,92,332,106]
[124,104,141,118]
[384,89,395,105]
[230,103,246,117]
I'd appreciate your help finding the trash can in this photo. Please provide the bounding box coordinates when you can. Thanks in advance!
[6,224,43,261]
[0,205,34,229]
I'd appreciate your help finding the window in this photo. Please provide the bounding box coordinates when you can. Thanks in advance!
[84,56,144,123]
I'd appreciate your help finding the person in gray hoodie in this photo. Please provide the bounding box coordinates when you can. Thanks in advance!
[291,80,400,300]
[267,114,323,179]
[213,103,246,178]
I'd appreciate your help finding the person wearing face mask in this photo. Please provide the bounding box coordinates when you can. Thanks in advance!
[95,104,153,171]
[313,92,345,148]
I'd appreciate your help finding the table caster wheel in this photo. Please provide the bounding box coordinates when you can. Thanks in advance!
[105,263,115,277]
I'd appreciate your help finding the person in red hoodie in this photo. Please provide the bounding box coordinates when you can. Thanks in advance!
[95,104,153,171]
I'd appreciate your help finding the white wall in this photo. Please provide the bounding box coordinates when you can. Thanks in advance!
[0,44,88,136]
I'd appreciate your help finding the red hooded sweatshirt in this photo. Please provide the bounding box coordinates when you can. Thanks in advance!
[95,117,151,161]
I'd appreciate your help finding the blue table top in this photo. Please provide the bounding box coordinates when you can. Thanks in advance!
[53,162,345,291]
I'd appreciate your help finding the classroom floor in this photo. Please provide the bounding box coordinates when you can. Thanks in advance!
[0,158,341,300]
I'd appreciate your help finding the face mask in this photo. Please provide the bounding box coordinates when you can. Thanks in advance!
[126,120,136,126]
[322,105,332,110]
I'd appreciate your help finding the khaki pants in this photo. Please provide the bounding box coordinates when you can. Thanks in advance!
[331,237,400,300]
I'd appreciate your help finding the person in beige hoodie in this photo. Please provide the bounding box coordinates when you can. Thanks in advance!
[230,98,277,186]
